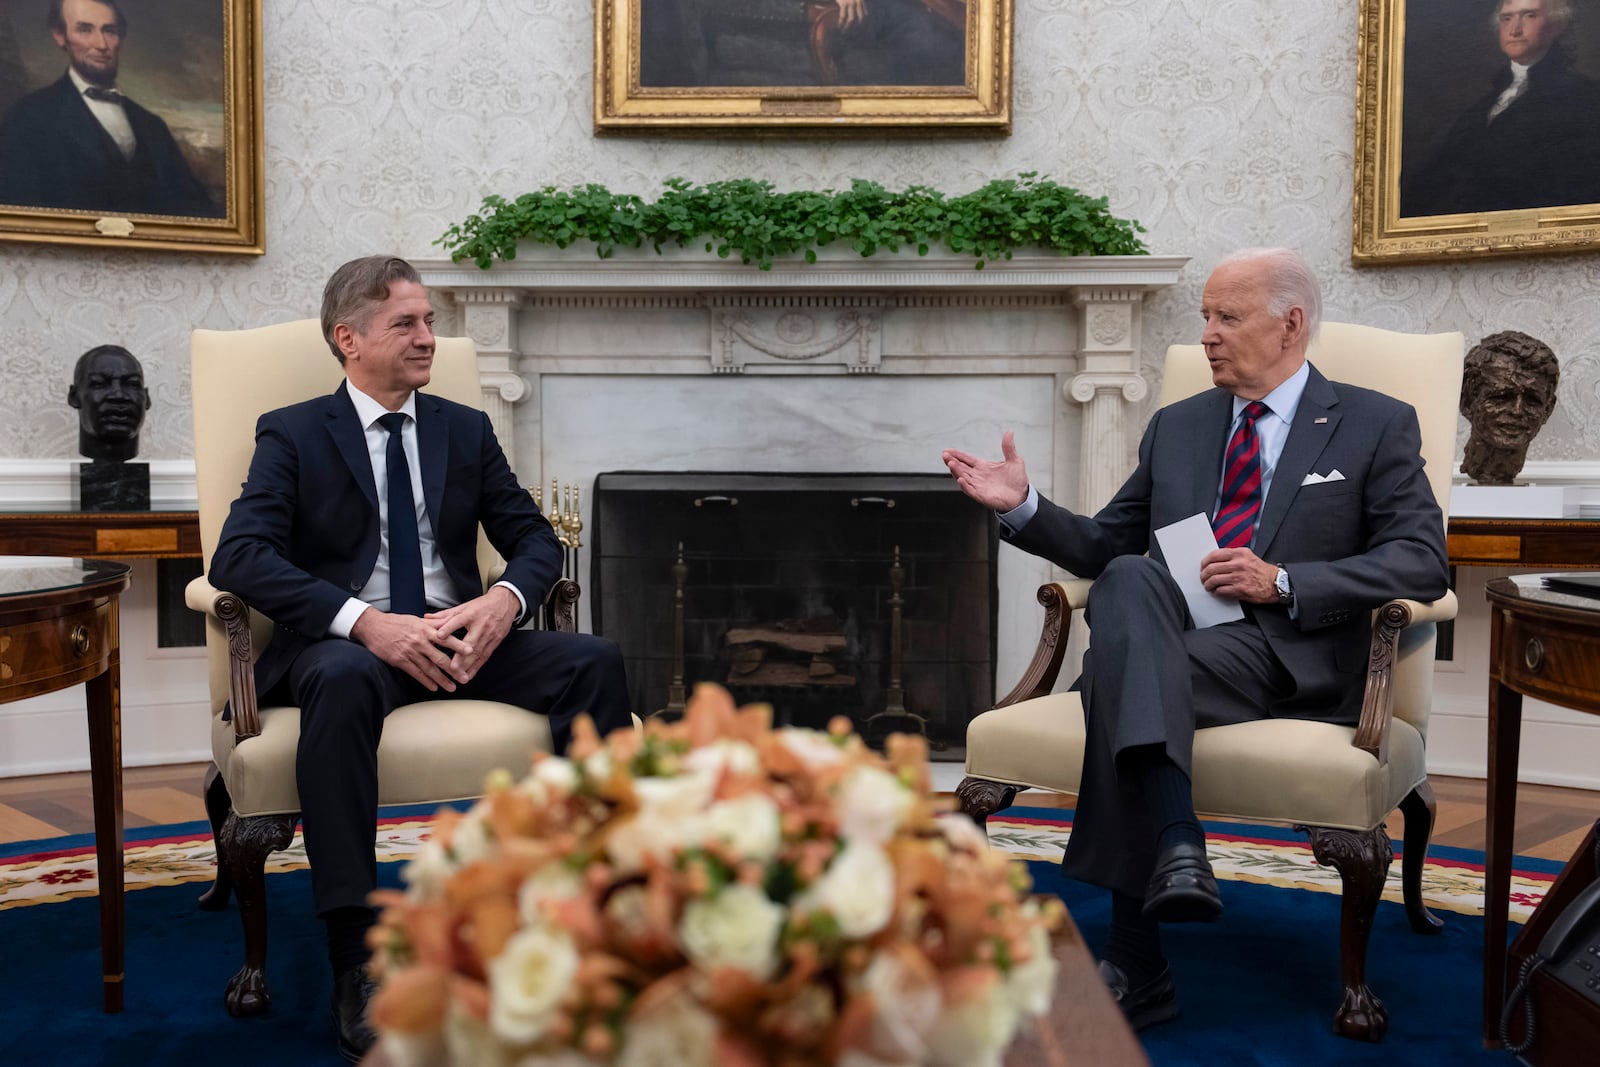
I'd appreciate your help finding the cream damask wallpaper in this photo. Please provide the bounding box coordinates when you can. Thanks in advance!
[3,0,1598,463]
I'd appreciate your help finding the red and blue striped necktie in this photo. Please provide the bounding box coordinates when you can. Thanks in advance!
[1213,401,1269,549]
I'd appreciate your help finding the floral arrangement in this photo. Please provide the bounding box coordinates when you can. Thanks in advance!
[368,684,1066,1067]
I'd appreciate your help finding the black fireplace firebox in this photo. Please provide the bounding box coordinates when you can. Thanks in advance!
[591,472,997,759]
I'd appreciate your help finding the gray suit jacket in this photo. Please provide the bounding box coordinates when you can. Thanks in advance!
[1006,362,1450,722]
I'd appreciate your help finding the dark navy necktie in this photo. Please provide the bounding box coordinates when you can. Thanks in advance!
[1213,400,1268,549]
[377,412,426,616]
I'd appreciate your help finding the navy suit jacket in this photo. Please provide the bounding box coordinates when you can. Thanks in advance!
[0,73,220,216]
[209,382,563,699]
[1006,363,1450,722]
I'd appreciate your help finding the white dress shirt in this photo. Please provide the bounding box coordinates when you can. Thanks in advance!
[68,67,135,160]
[328,383,526,638]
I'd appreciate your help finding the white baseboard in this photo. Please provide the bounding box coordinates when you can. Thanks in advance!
[0,698,212,778]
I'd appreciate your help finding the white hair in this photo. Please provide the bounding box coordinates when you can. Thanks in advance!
[1215,246,1322,343]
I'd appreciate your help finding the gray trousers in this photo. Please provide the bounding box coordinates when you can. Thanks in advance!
[1058,555,1298,899]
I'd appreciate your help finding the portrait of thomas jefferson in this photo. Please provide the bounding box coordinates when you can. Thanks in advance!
[1400,0,1600,217]
[0,0,224,218]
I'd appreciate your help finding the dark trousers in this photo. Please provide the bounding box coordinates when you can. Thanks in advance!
[279,629,630,915]
[1059,555,1294,899]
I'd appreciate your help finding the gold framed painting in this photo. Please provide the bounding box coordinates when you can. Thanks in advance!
[1353,0,1600,264]
[0,0,264,255]
[594,0,1012,133]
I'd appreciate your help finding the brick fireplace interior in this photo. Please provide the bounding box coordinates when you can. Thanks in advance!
[592,471,996,759]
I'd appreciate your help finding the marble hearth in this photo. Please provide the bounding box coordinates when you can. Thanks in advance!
[420,250,1187,694]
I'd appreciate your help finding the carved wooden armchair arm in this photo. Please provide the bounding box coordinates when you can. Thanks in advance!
[186,574,263,740]
[1351,590,1457,763]
[992,579,1094,709]
[186,574,585,743]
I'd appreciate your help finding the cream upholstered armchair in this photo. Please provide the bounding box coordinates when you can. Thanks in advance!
[958,322,1464,1042]
[186,319,581,1017]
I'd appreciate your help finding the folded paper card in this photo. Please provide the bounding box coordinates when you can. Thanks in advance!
[1153,512,1246,628]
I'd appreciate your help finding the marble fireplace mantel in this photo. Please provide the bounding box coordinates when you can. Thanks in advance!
[418,250,1188,693]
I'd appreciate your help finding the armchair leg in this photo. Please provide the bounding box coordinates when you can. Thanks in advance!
[1300,824,1393,1042]
[197,765,233,911]
[219,811,297,1018]
[1398,781,1443,934]
[956,776,1019,829]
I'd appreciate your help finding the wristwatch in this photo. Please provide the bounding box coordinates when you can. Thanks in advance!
[1273,566,1295,607]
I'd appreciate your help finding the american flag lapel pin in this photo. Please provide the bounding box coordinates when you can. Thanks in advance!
[1314,417,1328,424]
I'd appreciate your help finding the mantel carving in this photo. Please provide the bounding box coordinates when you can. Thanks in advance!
[420,253,1187,516]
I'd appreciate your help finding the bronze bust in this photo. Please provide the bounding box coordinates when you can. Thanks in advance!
[1460,331,1560,485]
[67,344,151,463]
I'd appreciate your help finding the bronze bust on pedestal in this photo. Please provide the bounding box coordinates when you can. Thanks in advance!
[67,344,152,510]
[1459,331,1560,486]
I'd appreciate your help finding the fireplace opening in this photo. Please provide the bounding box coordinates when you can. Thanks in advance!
[591,472,997,759]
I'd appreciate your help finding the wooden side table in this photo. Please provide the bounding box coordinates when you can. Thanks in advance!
[0,510,200,559]
[0,557,132,1012]
[1483,575,1600,1047]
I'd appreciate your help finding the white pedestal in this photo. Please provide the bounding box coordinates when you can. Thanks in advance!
[1449,483,1582,518]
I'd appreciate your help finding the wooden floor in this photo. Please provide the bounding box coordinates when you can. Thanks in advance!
[0,764,1595,863]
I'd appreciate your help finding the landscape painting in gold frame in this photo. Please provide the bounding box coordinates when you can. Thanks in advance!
[1353,0,1600,264]
[595,0,1012,133]
[0,0,264,255]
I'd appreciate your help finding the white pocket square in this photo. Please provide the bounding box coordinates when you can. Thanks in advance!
[1301,469,1345,486]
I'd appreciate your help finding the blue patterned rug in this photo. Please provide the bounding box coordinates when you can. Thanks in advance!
[0,805,1558,1065]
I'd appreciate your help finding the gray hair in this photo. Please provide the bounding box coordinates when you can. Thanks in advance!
[49,0,127,35]
[319,256,422,363]
[1493,0,1572,31]
[1215,246,1322,343]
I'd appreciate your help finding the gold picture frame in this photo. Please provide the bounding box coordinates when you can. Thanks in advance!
[0,0,264,255]
[594,0,1012,133]
[1353,0,1600,265]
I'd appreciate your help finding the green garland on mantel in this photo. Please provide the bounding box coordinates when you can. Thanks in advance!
[437,173,1147,271]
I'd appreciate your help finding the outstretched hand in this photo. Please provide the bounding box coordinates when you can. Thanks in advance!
[942,431,1030,512]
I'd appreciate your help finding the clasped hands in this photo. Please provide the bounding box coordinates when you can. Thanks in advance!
[943,430,1282,606]
[348,585,520,691]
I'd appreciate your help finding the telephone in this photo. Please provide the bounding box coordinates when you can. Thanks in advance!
[1501,877,1600,1052]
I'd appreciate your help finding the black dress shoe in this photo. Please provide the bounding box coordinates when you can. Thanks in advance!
[1141,841,1222,923]
[331,966,379,1064]
[1097,959,1180,1031]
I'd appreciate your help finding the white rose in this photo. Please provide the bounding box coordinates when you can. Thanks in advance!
[583,749,614,783]
[452,812,493,867]
[517,862,586,924]
[837,766,913,847]
[531,756,579,796]
[606,810,711,875]
[379,1030,447,1067]
[704,793,781,862]
[925,978,1021,1067]
[445,1002,512,1067]
[632,773,716,817]
[402,836,456,903]
[778,728,845,769]
[856,948,941,1061]
[1004,908,1058,1017]
[487,923,581,1045]
[683,739,761,779]
[796,842,895,939]
[678,883,785,980]
[937,812,991,855]
[616,992,720,1067]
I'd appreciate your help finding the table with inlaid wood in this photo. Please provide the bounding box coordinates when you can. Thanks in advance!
[0,557,132,1012]
[1482,575,1600,1047]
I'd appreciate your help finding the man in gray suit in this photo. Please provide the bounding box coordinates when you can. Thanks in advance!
[942,248,1449,1030]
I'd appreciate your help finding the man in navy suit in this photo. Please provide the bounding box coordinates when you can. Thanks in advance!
[0,0,219,217]
[209,255,632,1061]
[944,248,1449,1030]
